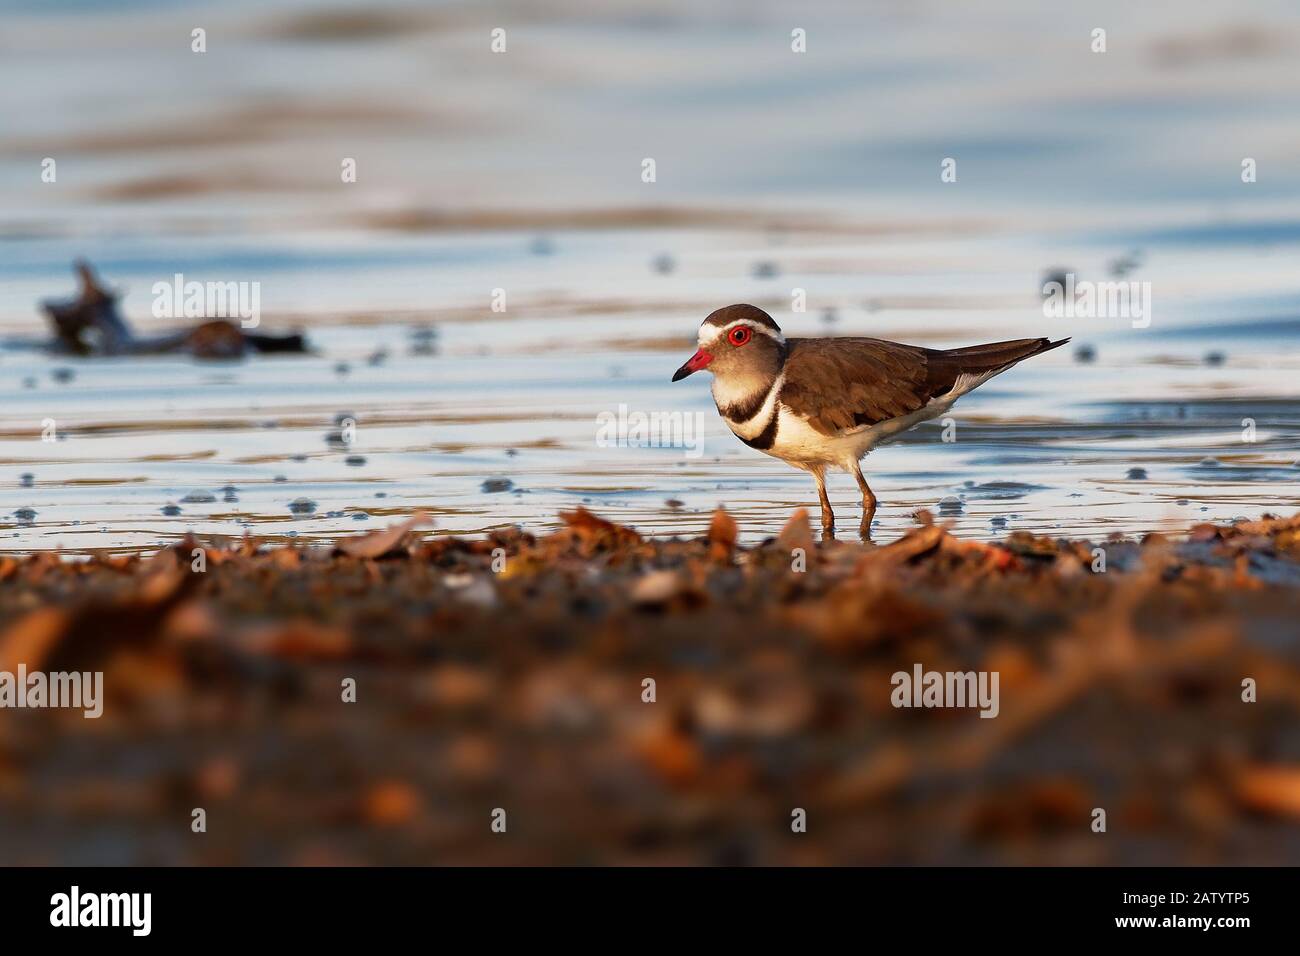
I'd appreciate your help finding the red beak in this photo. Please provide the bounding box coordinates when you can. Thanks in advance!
[672,348,713,381]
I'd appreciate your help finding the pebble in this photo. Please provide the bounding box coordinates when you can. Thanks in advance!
[631,570,686,606]
[443,573,498,608]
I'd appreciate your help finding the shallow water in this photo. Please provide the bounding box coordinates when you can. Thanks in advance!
[3,222,1299,553]
[3,0,1300,552]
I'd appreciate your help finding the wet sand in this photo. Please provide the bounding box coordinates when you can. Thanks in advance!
[2,506,1299,865]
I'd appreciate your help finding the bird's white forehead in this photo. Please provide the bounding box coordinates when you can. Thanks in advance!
[697,319,786,349]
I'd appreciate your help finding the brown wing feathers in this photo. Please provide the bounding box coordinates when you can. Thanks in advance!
[780,336,1068,435]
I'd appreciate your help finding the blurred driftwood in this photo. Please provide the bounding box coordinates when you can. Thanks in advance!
[39,260,306,358]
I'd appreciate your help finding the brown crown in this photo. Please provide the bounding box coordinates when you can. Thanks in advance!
[702,304,782,333]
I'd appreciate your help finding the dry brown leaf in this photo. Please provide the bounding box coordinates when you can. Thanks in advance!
[855,524,945,572]
[1234,766,1300,818]
[0,607,70,672]
[362,781,421,826]
[336,511,432,559]
[241,620,352,660]
[707,507,737,562]
[775,507,814,555]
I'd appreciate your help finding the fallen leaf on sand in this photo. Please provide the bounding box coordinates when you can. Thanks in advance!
[1234,766,1300,818]
[336,512,432,558]
[636,723,702,787]
[362,781,421,826]
[241,620,352,660]
[556,507,642,551]
[0,607,70,672]
[855,524,945,571]
[775,508,814,554]
[708,508,737,562]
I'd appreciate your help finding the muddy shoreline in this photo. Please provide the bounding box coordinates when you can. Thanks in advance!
[1,508,1298,864]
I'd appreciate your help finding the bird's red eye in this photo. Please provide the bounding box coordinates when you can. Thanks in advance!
[728,326,751,346]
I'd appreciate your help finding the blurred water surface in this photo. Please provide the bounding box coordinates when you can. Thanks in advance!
[2,0,1300,551]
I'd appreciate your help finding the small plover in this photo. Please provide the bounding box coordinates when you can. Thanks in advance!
[672,304,1067,538]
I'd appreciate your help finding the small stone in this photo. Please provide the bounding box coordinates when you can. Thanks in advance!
[631,570,685,606]
[443,573,498,608]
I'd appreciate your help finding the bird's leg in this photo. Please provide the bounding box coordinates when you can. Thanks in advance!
[851,461,877,541]
[812,467,835,540]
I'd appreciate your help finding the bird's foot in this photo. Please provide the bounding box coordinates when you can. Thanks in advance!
[859,498,877,543]
[820,508,836,541]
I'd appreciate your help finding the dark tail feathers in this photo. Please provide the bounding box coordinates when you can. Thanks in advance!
[941,336,1070,371]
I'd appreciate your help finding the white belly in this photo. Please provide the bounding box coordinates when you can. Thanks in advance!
[722,366,1002,472]
[746,385,976,471]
